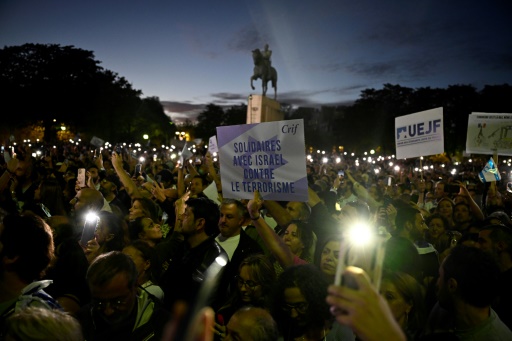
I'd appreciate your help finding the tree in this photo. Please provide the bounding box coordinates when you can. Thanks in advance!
[0,43,173,143]
[194,103,247,139]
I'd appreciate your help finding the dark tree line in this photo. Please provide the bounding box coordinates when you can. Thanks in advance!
[283,83,512,154]
[0,44,174,144]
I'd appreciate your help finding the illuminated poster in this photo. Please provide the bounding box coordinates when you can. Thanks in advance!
[466,113,512,156]
[395,107,444,159]
[217,119,308,201]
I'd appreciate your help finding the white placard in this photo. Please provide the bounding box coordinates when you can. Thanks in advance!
[208,135,219,154]
[466,112,512,155]
[395,107,444,159]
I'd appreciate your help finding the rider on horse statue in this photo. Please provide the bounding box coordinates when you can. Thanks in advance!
[251,43,278,99]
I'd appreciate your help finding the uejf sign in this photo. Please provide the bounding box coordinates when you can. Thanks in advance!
[395,108,444,159]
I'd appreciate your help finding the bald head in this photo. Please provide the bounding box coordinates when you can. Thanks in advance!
[225,307,278,341]
[71,188,104,216]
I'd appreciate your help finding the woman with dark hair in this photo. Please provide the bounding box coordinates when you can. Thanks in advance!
[425,213,459,255]
[128,197,159,222]
[30,178,68,217]
[435,197,455,228]
[128,217,163,246]
[214,254,276,338]
[122,240,164,301]
[271,265,354,340]
[380,271,426,339]
[247,195,315,278]
[84,211,125,263]
[316,235,342,282]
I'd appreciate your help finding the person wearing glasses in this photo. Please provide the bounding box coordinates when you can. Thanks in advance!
[76,251,169,341]
[270,265,355,341]
[213,255,276,339]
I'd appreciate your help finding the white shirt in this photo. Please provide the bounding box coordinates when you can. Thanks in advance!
[215,234,240,261]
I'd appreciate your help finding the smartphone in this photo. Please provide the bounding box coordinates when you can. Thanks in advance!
[338,170,345,178]
[39,203,51,218]
[80,215,99,247]
[77,168,86,187]
[334,229,387,291]
[134,163,142,177]
[387,176,393,187]
[156,174,162,184]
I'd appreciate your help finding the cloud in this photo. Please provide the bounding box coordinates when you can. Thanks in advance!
[210,92,248,101]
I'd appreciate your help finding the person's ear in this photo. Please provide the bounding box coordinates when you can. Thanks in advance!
[405,220,413,232]
[496,241,508,252]
[447,278,458,293]
[195,218,205,231]
[144,260,150,272]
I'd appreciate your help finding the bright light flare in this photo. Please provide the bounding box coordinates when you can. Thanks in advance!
[346,222,374,246]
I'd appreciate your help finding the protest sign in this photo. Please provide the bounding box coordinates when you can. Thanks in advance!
[466,112,512,156]
[90,136,105,148]
[208,135,219,154]
[217,119,308,201]
[395,107,444,159]
[179,143,193,165]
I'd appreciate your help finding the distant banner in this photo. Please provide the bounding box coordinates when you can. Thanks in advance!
[90,136,105,148]
[208,135,219,154]
[466,112,512,155]
[217,119,308,201]
[395,108,444,159]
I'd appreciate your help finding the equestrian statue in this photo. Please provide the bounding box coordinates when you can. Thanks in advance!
[250,44,278,99]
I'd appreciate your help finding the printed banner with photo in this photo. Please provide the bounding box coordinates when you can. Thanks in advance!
[217,119,308,201]
[395,107,444,159]
[466,112,512,156]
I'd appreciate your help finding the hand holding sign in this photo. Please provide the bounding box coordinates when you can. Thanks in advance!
[247,190,264,219]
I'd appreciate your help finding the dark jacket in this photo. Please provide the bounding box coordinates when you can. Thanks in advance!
[159,236,227,308]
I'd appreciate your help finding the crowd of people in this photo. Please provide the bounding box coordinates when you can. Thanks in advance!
[1,139,512,340]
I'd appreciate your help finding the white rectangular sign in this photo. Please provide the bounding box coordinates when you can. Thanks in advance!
[395,107,444,159]
[466,112,512,155]
[217,119,308,201]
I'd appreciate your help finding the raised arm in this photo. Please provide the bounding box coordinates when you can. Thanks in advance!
[111,151,142,199]
[456,181,484,221]
[247,191,294,268]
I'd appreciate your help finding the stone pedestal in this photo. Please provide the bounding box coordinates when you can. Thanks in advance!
[246,95,283,124]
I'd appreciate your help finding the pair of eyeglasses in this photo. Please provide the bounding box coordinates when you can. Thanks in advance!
[282,302,309,314]
[91,297,129,311]
[235,275,260,290]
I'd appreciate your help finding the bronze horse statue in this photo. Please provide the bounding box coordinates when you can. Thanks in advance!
[250,48,278,99]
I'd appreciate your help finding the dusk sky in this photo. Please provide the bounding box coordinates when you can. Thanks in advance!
[1,0,511,123]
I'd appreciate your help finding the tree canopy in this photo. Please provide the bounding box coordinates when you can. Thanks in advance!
[0,43,174,144]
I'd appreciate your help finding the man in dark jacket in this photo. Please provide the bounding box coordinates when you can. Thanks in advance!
[158,197,228,308]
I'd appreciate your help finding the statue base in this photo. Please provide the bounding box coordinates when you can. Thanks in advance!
[246,95,283,124]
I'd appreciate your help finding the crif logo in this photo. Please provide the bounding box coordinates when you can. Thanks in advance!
[396,119,441,139]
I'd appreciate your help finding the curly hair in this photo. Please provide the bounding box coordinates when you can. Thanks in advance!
[270,264,330,339]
